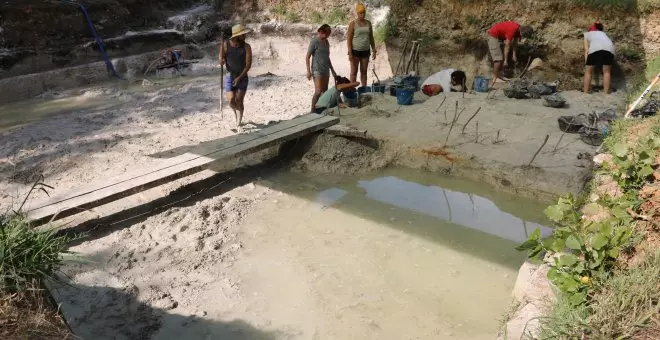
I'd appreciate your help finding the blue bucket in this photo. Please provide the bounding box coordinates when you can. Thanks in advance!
[357,86,371,94]
[372,83,385,93]
[401,76,420,91]
[342,91,358,107]
[473,76,491,92]
[395,87,415,105]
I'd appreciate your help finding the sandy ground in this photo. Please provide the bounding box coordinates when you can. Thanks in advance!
[0,33,624,339]
[299,88,625,200]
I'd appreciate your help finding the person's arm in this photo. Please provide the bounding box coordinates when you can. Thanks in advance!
[584,38,589,62]
[337,81,361,92]
[512,38,519,64]
[329,59,337,78]
[234,43,252,85]
[503,39,512,66]
[218,40,226,65]
[347,21,355,59]
[306,40,315,80]
[369,21,377,59]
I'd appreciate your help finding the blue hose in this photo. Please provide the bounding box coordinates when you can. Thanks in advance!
[61,0,119,79]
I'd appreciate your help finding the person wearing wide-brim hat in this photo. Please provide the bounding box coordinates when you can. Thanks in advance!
[219,24,253,132]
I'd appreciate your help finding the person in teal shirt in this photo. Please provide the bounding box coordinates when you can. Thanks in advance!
[314,76,360,114]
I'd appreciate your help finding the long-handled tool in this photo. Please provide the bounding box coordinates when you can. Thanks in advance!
[219,33,225,120]
[625,73,660,118]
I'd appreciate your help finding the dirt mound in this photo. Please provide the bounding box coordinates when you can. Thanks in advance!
[292,134,394,175]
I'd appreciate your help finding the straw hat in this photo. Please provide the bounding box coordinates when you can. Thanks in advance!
[231,24,252,39]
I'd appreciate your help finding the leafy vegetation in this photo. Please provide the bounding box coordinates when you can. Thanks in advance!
[0,216,71,293]
[519,132,659,306]
[517,114,660,337]
[310,10,323,24]
[327,7,349,25]
[537,251,660,338]
[285,11,301,23]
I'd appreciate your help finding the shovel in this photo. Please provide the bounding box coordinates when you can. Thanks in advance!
[625,73,660,118]
[219,33,225,120]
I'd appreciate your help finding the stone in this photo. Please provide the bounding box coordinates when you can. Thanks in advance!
[512,262,556,306]
[497,302,543,340]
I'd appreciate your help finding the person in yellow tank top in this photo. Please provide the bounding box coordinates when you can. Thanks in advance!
[347,3,376,87]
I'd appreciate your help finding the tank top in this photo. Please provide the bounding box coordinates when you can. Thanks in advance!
[225,41,247,78]
[352,21,371,52]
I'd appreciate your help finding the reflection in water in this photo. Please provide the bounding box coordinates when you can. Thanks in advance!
[315,176,553,243]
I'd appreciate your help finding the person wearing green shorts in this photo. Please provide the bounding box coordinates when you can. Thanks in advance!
[306,24,337,113]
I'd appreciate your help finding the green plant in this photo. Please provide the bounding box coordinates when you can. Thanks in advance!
[618,46,644,62]
[285,11,301,23]
[311,10,323,24]
[0,216,71,293]
[466,15,478,26]
[327,7,348,25]
[608,136,660,190]
[538,251,660,339]
[273,3,288,17]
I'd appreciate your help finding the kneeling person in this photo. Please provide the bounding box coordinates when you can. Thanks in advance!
[314,76,361,114]
[422,69,467,97]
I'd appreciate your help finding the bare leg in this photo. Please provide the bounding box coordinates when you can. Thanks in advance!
[583,65,594,93]
[226,91,237,117]
[359,57,369,87]
[603,65,612,94]
[492,61,503,87]
[349,56,359,83]
[235,89,247,131]
[311,75,330,113]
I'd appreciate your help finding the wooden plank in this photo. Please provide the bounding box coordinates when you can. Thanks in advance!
[324,125,369,139]
[27,114,338,224]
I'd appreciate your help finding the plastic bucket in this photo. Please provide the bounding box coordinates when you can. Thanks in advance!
[395,87,415,105]
[473,76,491,92]
[357,86,371,94]
[372,83,385,93]
[402,76,420,91]
[389,85,397,96]
[342,91,358,107]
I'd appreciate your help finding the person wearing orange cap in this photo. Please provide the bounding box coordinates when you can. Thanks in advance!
[347,3,376,87]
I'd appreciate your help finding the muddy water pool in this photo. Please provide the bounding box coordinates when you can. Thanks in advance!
[226,168,552,339]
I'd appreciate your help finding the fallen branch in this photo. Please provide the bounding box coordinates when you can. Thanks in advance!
[461,107,482,134]
[553,132,566,153]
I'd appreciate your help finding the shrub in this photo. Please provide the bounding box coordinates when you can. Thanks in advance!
[327,7,348,25]
[310,11,323,24]
[0,215,71,293]
[285,11,301,23]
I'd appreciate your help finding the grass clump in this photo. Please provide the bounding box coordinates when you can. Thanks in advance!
[538,251,660,339]
[310,10,323,24]
[0,214,73,339]
[0,215,71,293]
[327,7,348,25]
[284,11,300,23]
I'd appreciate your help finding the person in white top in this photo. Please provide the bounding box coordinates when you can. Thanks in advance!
[421,69,467,97]
[583,22,615,94]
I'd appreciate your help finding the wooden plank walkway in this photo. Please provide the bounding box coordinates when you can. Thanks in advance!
[27,114,339,224]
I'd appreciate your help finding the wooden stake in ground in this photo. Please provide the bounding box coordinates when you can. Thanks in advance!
[528,134,550,167]
[461,107,482,134]
[444,103,460,147]
[553,132,566,152]
[475,121,479,143]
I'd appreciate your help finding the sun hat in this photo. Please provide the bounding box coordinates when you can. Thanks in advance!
[356,3,366,13]
[231,24,252,39]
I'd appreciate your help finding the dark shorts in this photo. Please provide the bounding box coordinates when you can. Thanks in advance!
[586,50,614,66]
[314,107,326,114]
[224,74,249,92]
[352,49,371,59]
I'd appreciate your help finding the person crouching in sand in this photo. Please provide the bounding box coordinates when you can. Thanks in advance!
[422,69,467,97]
[314,76,360,114]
